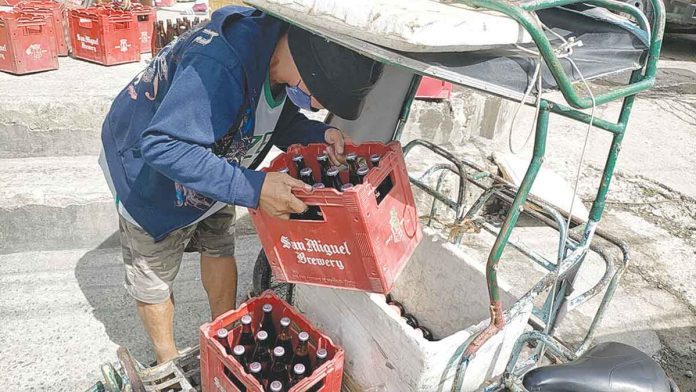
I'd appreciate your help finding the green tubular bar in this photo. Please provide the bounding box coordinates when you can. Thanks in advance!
[463,106,550,356]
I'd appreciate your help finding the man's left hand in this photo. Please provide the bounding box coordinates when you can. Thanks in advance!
[324,128,352,166]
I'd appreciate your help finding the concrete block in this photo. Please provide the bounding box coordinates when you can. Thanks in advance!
[295,228,532,392]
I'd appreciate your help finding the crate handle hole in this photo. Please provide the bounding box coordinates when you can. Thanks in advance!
[289,205,324,221]
[375,171,395,205]
[221,362,249,391]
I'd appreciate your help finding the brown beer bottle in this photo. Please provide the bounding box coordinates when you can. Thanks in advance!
[326,167,342,191]
[299,167,315,186]
[275,317,293,355]
[216,328,232,355]
[260,303,277,343]
[356,165,369,184]
[232,345,247,370]
[268,346,289,387]
[251,330,272,370]
[248,361,264,386]
[289,363,307,387]
[314,348,328,370]
[291,331,312,373]
[403,313,419,329]
[416,326,434,341]
[292,154,305,175]
[238,314,255,356]
[346,152,360,184]
[269,380,285,392]
[370,153,380,167]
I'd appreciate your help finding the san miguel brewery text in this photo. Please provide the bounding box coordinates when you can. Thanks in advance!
[77,34,99,52]
[281,236,349,270]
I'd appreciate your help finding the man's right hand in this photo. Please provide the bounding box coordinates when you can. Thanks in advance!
[258,172,312,219]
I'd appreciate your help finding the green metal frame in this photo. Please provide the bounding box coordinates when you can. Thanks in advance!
[449,0,665,363]
[399,0,666,388]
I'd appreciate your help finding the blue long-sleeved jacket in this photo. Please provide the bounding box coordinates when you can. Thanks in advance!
[100,6,330,241]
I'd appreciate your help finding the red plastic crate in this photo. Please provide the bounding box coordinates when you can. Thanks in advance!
[14,0,68,56]
[0,11,58,75]
[0,0,21,6]
[249,141,422,294]
[68,7,140,65]
[200,290,344,392]
[415,76,452,100]
[130,4,155,53]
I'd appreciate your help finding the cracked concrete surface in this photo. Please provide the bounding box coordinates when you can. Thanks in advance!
[0,29,694,392]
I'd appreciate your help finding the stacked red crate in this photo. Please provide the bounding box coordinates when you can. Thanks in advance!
[129,3,155,53]
[67,6,140,65]
[14,0,68,56]
[249,141,423,293]
[0,10,58,74]
[200,290,344,392]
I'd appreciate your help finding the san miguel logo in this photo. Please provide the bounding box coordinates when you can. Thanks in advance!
[25,44,45,60]
[76,34,99,52]
[281,236,349,270]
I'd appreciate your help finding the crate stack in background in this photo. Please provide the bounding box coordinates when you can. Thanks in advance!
[0,10,59,74]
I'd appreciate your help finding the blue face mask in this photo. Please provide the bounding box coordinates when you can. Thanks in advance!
[286,81,313,111]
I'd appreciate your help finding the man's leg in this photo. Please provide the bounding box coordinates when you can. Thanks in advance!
[136,297,178,363]
[119,216,195,364]
[192,205,238,319]
[201,255,238,319]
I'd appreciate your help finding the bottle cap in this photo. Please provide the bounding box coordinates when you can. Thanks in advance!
[316,348,327,359]
[262,303,273,313]
[298,331,310,342]
[357,165,369,175]
[312,183,326,189]
[216,328,228,339]
[241,314,252,325]
[249,362,262,373]
[233,345,245,356]
[273,346,285,357]
[256,330,268,341]
[293,363,306,375]
[340,183,354,191]
[346,152,357,161]
[292,154,304,162]
[280,317,291,327]
[279,167,289,174]
[270,381,283,392]
[300,167,313,176]
[327,166,339,176]
[317,152,329,161]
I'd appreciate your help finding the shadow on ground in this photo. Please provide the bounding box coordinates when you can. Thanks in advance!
[74,221,261,364]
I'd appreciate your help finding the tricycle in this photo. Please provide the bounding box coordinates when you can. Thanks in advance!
[89,0,679,390]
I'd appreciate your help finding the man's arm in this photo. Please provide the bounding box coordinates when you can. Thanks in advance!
[140,54,265,208]
[272,101,332,150]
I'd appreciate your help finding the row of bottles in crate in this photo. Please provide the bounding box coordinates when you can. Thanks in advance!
[216,303,328,391]
[281,150,393,221]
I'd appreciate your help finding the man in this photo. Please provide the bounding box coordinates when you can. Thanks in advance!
[99,6,382,364]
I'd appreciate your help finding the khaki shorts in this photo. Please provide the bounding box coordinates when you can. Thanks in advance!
[119,205,236,304]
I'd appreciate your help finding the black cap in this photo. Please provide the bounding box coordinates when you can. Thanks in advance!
[287,26,383,120]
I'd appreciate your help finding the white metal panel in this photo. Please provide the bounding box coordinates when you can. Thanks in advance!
[247,0,532,52]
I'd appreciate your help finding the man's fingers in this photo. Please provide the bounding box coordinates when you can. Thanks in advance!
[283,174,312,191]
[326,145,341,166]
[287,195,307,213]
